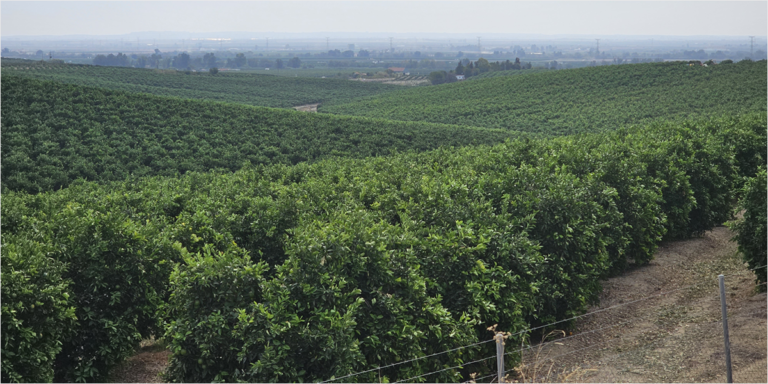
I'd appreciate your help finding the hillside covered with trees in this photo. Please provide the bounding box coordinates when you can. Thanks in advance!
[322,60,767,135]
[1,76,523,194]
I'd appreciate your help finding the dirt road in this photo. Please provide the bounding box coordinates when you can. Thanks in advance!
[293,103,320,112]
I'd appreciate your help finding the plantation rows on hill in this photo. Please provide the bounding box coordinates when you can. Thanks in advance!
[3,112,765,382]
[1,76,522,194]
[467,67,549,80]
[1,59,400,108]
[322,61,768,135]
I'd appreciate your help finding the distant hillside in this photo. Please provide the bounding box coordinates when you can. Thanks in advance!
[1,76,523,193]
[0,59,400,108]
[468,67,549,80]
[321,61,767,135]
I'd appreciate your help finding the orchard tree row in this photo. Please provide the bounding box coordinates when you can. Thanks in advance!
[3,112,765,382]
[1,76,520,194]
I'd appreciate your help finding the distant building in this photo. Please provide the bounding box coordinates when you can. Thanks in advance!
[388,67,405,73]
[456,75,465,80]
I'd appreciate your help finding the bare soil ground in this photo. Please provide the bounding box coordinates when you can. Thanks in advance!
[293,103,320,112]
[108,338,169,383]
[513,226,767,383]
[111,227,766,383]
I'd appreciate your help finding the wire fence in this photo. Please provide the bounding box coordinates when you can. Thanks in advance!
[322,339,496,383]
[320,265,766,383]
[496,269,766,383]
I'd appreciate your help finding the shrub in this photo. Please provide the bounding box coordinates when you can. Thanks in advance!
[165,211,481,383]
[164,243,275,382]
[545,135,666,273]
[712,113,767,185]
[1,237,77,383]
[279,209,480,382]
[731,168,767,288]
[631,119,738,239]
[47,205,174,382]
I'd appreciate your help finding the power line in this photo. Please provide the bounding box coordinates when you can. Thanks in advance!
[477,36,482,56]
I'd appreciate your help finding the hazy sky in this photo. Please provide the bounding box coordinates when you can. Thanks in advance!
[2,1,766,37]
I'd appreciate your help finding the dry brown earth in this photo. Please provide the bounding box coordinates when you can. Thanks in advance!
[512,226,767,383]
[108,338,169,383]
[293,103,320,112]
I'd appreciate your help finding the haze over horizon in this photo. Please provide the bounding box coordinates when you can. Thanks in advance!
[2,1,766,38]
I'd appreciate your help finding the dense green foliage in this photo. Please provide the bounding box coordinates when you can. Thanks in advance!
[468,67,549,80]
[3,113,762,382]
[322,61,767,135]
[2,197,175,382]
[731,168,768,287]
[1,238,77,383]
[1,76,523,194]
[1,59,400,108]
[49,210,173,382]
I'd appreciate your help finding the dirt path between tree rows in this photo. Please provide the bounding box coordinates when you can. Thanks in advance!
[293,103,320,112]
[513,226,766,383]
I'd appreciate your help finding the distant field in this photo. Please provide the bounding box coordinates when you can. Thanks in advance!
[239,66,386,78]
[1,76,524,193]
[0,59,400,108]
[322,60,768,135]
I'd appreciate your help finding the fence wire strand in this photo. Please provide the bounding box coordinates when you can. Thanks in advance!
[322,267,766,383]
[321,338,495,382]
[395,355,497,383]
[503,276,716,342]
[504,302,684,360]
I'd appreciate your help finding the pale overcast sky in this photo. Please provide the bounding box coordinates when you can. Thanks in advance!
[2,1,766,37]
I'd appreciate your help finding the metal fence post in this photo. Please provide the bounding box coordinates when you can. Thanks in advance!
[719,274,733,383]
[496,332,505,383]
